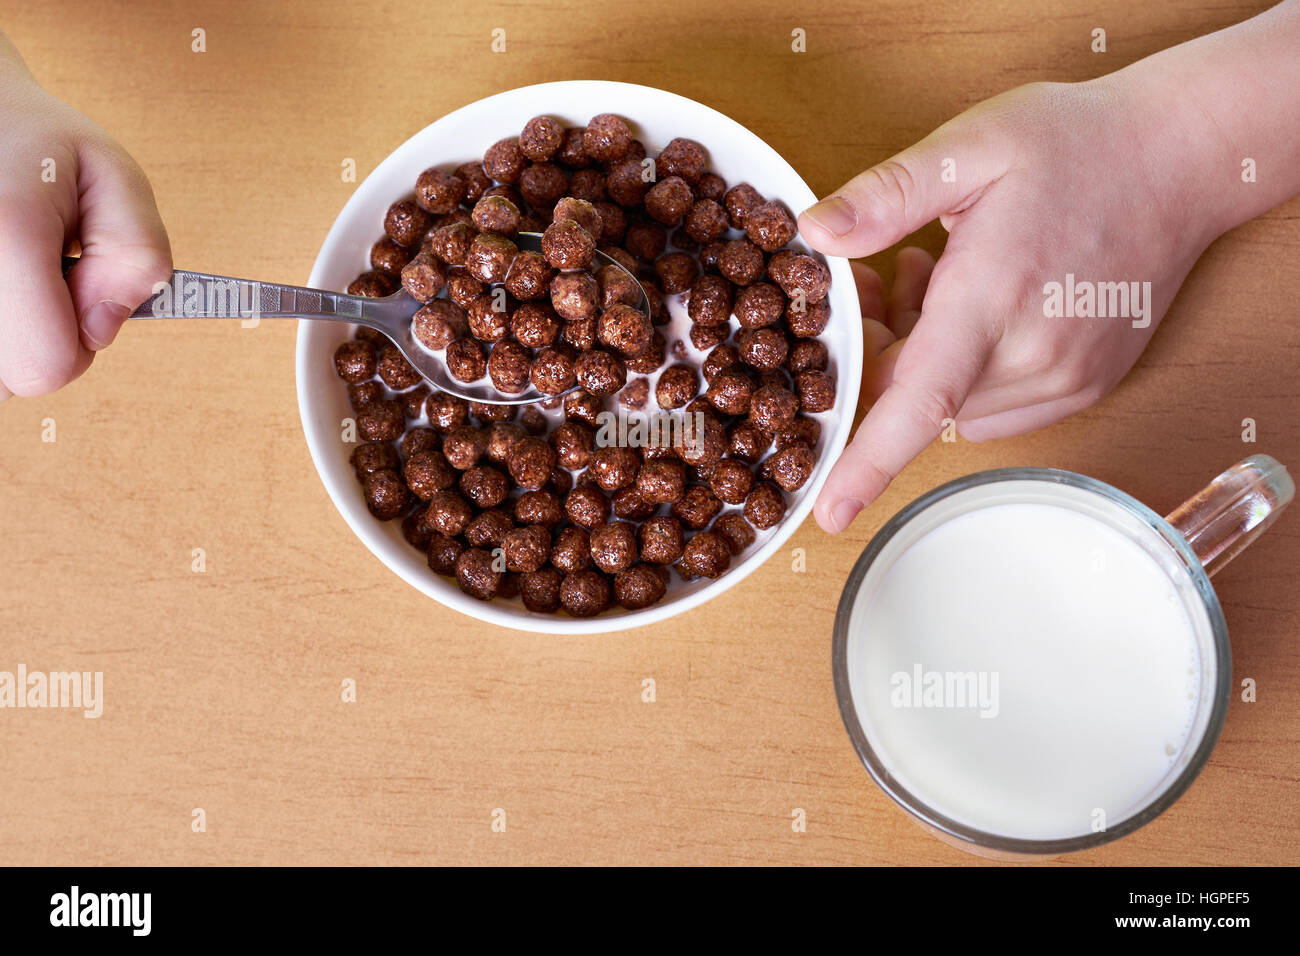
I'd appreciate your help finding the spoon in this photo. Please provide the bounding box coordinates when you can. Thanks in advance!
[61,233,650,406]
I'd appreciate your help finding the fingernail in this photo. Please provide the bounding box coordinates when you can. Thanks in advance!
[828,498,865,533]
[81,300,131,350]
[801,196,858,238]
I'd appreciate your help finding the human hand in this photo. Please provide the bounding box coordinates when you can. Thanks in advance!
[798,77,1231,533]
[0,33,171,401]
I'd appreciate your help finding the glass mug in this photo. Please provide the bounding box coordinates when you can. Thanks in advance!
[832,455,1293,857]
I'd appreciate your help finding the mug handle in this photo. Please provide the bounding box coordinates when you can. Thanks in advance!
[1165,455,1294,577]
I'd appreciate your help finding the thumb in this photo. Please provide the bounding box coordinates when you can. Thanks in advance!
[813,273,996,532]
[66,138,171,351]
[797,119,1006,258]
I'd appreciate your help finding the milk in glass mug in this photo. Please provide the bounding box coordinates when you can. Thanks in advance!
[832,455,1293,856]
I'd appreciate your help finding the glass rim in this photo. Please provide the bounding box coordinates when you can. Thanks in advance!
[831,466,1232,855]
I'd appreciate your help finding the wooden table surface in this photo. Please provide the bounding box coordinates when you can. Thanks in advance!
[3,0,1297,866]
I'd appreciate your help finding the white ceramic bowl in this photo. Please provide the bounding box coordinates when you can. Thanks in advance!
[296,80,862,633]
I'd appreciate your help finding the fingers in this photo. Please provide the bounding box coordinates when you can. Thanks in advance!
[814,280,996,533]
[65,137,171,350]
[797,122,1007,258]
[886,246,934,338]
[957,391,1101,442]
[850,261,895,358]
[0,199,93,396]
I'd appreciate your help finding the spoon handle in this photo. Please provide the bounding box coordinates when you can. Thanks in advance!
[60,257,369,322]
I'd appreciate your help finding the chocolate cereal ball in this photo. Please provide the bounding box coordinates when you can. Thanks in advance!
[738,328,789,372]
[625,331,666,375]
[564,389,604,426]
[556,126,590,167]
[404,450,458,500]
[425,392,470,433]
[357,399,404,442]
[788,339,829,374]
[541,218,596,270]
[501,524,551,573]
[728,420,772,462]
[520,163,569,208]
[426,532,466,575]
[777,417,821,449]
[446,337,487,383]
[676,413,726,468]
[459,465,510,508]
[552,197,604,237]
[559,570,611,617]
[454,161,492,204]
[384,199,432,247]
[362,468,409,520]
[348,271,395,298]
[749,383,800,434]
[464,508,514,549]
[426,489,474,536]
[744,481,786,529]
[787,297,831,337]
[744,200,797,251]
[401,427,439,459]
[483,137,526,184]
[588,445,642,492]
[347,381,382,412]
[520,405,548,435]
[376,344,421,389]
[773,253,831,304]
[695,171,727,202]
[548,526,590,573]
[597,303,652,357]
[614,564,667,610]
[685,274,731,327]
[516,489,564,528]
[589,521,638,573]
[671,484,723,530]
[333,340,375,382]
[635,459,686,504]
[657,137,707,185]
[563,315,597,351]
[402,506,433,550]
[370,236,412,276]
[455,547,503,600]
[351,441,399,478]
[653,252,698,294]
[465,233,518,285]
[445,268,485,308]
[549,420,595,470]
[511,302,561,348]
[574,349,626,397]
[550,271,600,322]
[723,183,764,230]
[610,486,654,521]
[765,442,816,491]
[519,566,562,612]
[795,370,836,413]
[708,459,756,504]
[508,435,557,490]
[442,424,488,470]
[680,531,731,579]
[684,199,729,243]
[644,176,694,226]
[566,169,608,203]
[734,283,785,330]
[484,421,526,465]
[565,484,611,530]
[638,516,685,565]
[520,115,564,162]
[701,344,741,383]
[606,159,652,208]
[530,346,577,395]
[706,369,756,415]
[471,195,521,235]
[718,238,765,286]
[413,301,467,352]
[465,294,511,344]
[487,340,533,394]
[415,167,466,215]
[655,365,697,410]
[583,114,634,163]
[712,513,757,555]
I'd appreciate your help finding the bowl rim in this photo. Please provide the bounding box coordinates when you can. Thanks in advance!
[294,79,862,634]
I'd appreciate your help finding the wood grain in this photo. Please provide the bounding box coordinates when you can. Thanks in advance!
[1,0,1296,866]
